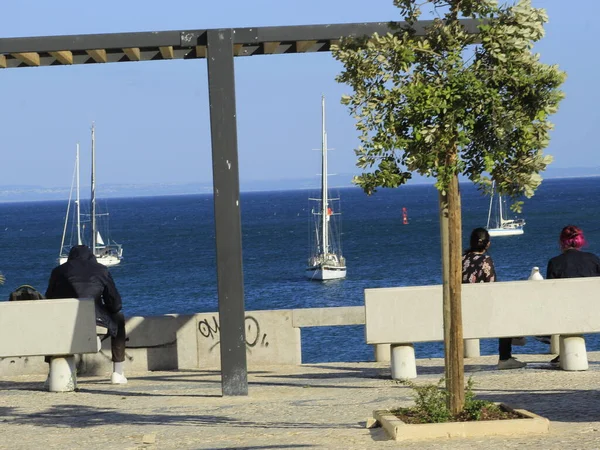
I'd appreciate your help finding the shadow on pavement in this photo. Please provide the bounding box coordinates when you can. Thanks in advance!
[0,404,354,430]
[475,388,600,422]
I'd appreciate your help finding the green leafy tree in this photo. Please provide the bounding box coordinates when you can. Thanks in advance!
[333,0,565,414]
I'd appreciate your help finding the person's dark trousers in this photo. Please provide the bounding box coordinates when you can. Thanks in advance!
[110,311,126,363]
[498,338,512,361]
[45,312,126,364]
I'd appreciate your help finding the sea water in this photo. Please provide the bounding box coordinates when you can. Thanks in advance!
[1,177,599,363]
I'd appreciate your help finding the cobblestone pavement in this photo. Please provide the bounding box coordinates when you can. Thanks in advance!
[2,352,600,449]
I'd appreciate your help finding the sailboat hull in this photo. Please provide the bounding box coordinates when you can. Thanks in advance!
[487,228,524,237]
[96,254,122,266]
[59,251,122,267]
[305,265,347,281]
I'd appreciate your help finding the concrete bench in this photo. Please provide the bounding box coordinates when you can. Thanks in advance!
[365,278,600,379]
[0,298,99,391]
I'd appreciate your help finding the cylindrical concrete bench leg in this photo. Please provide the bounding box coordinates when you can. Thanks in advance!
[374,344,391,362]
[550,334,560,355]
[391,344,417,379]
[559,335,588,371]
[49,355,77,392]
[463,339,480,358]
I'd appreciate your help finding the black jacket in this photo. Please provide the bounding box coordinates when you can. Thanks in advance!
[546,249,600,279]
[46,245,122,336]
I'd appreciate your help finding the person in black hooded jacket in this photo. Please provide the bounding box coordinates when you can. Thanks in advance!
[46,245,128,384]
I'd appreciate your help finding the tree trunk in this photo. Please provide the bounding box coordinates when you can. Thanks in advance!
[438,190,451,389]
[439,172,464,415]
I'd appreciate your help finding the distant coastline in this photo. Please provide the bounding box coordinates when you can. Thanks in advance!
[1,167,599,203]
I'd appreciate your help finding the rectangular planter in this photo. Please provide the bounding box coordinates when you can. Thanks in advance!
[373,403,549,441]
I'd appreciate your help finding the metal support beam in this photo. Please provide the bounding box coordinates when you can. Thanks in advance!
[206,28,248,397]
[0,20,484,69]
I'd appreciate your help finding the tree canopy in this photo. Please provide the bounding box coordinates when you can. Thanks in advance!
[333,0,566,209]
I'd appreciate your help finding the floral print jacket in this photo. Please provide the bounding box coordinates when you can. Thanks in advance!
[462,252,496,283]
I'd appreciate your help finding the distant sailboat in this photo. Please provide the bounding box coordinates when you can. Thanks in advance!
[486,182,525,237]
[305,96,346,281]
[59,125,123,266]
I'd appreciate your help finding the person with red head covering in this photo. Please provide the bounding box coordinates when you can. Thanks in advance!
[546,225,600,364]
[547,225,600,279]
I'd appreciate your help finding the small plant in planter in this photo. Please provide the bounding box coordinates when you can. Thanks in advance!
[371,378,549,441]
[391,378,519,424]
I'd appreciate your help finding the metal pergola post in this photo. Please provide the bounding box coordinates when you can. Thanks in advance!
[206,28,247,396]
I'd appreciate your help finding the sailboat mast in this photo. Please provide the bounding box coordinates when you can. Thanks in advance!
[498,194,504,224]
[320,95,329,255]
[91,123,97,255]
[486,182,494,229]
[76,143,82,245]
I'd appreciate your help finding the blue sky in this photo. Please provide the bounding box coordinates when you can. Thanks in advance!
[1,0,598,190]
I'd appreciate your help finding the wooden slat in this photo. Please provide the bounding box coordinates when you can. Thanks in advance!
[233,44,243,56]
[49,50,73,65]
[159,46,174,59]
[263,42,280,54]
[296,40,317,53]
[0,55,6,68]
[195,45,206,58]
[13,52,40,66]
[123,47,140,61]
[86,49,107,63]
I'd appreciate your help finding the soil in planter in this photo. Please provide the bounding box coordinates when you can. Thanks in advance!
[391,404,522,424]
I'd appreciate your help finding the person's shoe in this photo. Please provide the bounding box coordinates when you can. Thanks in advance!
[497,357,527,370]
[111,372,128,385]
[550,355,560,365]
[512,337,527,346]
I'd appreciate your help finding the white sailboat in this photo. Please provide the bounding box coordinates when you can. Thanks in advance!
[486,183,525,237]
[59,125,123,266]
[305,96,346,281]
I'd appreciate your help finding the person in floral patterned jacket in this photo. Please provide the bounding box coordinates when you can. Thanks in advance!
[462,227,526,370]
